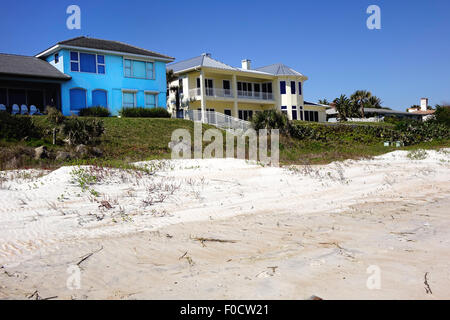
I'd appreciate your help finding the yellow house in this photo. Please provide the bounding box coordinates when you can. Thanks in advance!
[167,53,326,122]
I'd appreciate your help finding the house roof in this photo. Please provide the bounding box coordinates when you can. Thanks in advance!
[255,63,304,76]
[0,53,71,80]
[409,110,435,115]
[305,101,329,107]
[168,54,305,78]
[36,36,175,61]
[168,54,237,73]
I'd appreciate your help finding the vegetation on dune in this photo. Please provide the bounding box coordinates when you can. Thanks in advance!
[78,106,111,117]
[119,107,171,118]
[0,107,449,169]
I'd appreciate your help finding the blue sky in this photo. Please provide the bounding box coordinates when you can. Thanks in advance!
[1,0,449,111]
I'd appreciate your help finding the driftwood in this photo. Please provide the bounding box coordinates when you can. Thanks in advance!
[424,272,433,294]
[191,236,237,247]
[77,245,104,266]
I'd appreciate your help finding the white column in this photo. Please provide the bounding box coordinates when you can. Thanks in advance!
[232,74,238,118]
[199,70,206,123]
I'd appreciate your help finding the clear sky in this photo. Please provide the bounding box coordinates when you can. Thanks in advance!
[1,0,449,111]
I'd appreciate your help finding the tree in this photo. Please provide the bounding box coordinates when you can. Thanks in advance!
[434,105,450,126]
[367,96,382,108]
[350,90,372,118]
[333,95,353,121]
[318,99,329,105]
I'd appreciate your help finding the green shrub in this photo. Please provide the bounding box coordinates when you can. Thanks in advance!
[434,105,450,127]
[61,118,105,145]
[0,112,41,140]
[79,106,111,117]
[119,107,170,118]
[46,106,65,125]
[251,110,290,134]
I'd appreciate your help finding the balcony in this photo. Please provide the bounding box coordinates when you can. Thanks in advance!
[189,88,233,99]
[237,90,273,101]
[189,88,274,101]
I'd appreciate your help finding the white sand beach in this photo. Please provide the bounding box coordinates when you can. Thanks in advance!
[1,149,449,299]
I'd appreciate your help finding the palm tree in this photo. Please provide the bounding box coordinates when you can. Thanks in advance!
[368,96,382,108]
[318,99,329,105]
[333,95,352,121]
[350,90,372,118]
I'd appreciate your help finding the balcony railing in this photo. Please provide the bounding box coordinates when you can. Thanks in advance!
[237,90,273,101]
[189,88,234,99]
[188,88,274,101]
[185,110,251,131]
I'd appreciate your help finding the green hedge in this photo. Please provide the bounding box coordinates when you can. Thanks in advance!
[289,120,449,146]
[0,112,42,140]
[119,107,171,118]
[79,106,111,117]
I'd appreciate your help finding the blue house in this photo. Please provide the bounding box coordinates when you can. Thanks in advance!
[34,37,175,115]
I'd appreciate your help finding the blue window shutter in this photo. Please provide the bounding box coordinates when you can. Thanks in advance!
[280,81,286,94]
[298,82,302,95]
[291,81,296,94]
[70,89,86,110]
[80,53,96,73]
[92,90,107,107]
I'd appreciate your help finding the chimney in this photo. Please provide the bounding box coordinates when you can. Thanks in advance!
[241,59,251,70]
[201,53,211,57]
[420,98,428,111]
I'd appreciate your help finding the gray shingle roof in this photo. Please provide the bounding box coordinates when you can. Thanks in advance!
[168,54,236,73]
[37,36,174,60]
[0,53,71,80]
[255,63,304,76]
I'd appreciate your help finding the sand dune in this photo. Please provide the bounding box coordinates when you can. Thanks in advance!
[0,149,449,299]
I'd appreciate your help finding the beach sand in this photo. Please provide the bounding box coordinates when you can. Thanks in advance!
[1,149,449,299]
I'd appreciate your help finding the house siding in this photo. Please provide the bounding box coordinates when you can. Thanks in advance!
[46,49,168,115]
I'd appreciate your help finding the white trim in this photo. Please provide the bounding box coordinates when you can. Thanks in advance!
[36,44,174,62]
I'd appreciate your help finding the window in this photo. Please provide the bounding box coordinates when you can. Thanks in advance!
[92,89,107,107]
[292,106,297,120]
[281,105,287,116]
[69,88,87,111]
[124,59,154,79]
[254,83,260,97]
[80,53,96,73]
[224,109,232,116]
[145,93,157,108]
[298,82,302,95]
[54,53,59,64]
[70,52,79,72]
[238,110,253,120]
[291,81,296,94]
[97,55,105,74]
[123,91,136,108]
[303,110,319,122]
[280,81,286,94]
[70,51,105,74]
[223,80,231,96]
